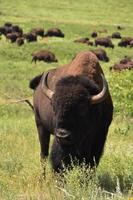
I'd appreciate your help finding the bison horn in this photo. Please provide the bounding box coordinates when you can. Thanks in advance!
[90,74,108,104]
[41,72,54,99]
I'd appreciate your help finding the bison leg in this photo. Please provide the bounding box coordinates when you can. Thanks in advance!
[35,113,50,175]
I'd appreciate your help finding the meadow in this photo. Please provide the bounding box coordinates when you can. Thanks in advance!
[0,0,133,199]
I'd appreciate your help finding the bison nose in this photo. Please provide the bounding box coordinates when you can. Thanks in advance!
[55,128,71,139]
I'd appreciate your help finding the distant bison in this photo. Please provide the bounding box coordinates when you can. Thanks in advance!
[31,50,58,63]
[111,32,121,39]
[31,28,44,37]
[118,37,133,47]
[95,37,114,48]
[74,37,90,44]
[29,51,113,173]
[91,32,97,38]
[91,48,109,62]
[24,33,37,42]
[6,33,18,43]
[110,57,133,71]
[45,28,64,37]
[16,37,24,46]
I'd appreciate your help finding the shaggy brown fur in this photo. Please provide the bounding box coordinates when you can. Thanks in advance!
[30,51,113,173]
[31,50,58,63]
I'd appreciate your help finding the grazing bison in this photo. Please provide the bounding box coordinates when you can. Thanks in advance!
[110,57,133,71]
[16,37,24,46]
[74,37,90,44]
[6,33,18,43]
[24,33,37,42]
[45,28,64,37]
[91,48,109,62]
[29,51,113,173]
[95,37,114,48]
[31,28,44,37]
[91,32,97,38]
[31,50,58,63]
[111,32,121,39]
[118,37,133,47]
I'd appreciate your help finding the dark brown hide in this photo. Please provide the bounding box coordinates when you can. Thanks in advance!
[31,50,58,63]
[30,51,113,173]
[31,28,44,37]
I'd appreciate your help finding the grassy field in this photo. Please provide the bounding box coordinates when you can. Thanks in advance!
[0,0,133,199]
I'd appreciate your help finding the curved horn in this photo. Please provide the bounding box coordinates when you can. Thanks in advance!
[41,72,54,99]
[90,74,108,104]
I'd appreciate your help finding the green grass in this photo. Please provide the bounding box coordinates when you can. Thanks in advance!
[0,0,133,199]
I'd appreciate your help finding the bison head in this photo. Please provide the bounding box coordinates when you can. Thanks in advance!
[42,72,108,145]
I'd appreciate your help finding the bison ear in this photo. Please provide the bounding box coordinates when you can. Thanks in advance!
[29,74,43,90]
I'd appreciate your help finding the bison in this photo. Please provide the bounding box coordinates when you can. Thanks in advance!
[24,33,37,42]
[111,32,121,39]
[31,50,58,63]
[16,37,24,46]
[95,37,114,48]
[6,33,18,43]
[29,51,113,173]
[74,37,90,44]
[91,32,97,38]
[45,28,64,37]
[91,48,109,62]
[118,37,133,47]
[31,28,44,38]
[110,57,133,71]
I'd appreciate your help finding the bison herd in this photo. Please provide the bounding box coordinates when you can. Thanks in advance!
[1,21,133,174]
[1,22,133,70]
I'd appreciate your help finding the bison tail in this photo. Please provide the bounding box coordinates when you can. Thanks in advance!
[29,74,43,89]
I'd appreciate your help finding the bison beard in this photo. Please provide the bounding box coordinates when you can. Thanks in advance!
[30,51,113,173]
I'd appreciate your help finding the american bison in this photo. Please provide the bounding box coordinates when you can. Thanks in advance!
[31,50,58,63]
[91,32,97,38]
[95,37,114,48]
[74,37,90,44]
[6,33,18,43]
[31,28,44,37]
[111,32,121,39]
[16,37,24,46]
[110,57,133,71]
[118,37,133,47]
[24,32,37,42]
[29,51,113,173]
[91,48,109,62]
[45,28,64,37]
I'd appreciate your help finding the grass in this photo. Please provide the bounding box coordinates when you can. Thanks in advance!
[0,0,133,199]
